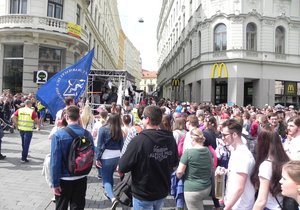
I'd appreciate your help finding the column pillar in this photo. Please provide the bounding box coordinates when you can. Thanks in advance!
[201,79,212,102]
[253,79,275,108]
[227,77,244,106]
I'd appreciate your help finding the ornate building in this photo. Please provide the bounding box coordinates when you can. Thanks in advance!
[157,0,300,107]
[0,0,141,94]
[139,70,157,94]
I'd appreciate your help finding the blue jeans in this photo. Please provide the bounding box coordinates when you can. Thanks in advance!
[133,196,165,210]
[19,130,33,160]
[101,157,119,200]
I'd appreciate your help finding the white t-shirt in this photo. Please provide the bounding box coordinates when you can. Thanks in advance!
[258,160,283,210]
[225,144,255,210]
[182,131,192,152]
[287,135,300,160]
[92,120,103,145]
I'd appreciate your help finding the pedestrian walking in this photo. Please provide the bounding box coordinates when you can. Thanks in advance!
[11,99,39,162]
[176,128,212,210]
[0,125,5,160]
[118,105,178,210]
[95,113,123,209]
[220,118,255,210]
[50,105,94,210]
[251,127,289,210]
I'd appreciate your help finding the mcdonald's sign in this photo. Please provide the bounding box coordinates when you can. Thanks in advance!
[211,63,228,78]
[285,82,297,96]
[172,79,180,87]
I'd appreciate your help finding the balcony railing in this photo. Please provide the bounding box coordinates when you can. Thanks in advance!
[0,15,88,43]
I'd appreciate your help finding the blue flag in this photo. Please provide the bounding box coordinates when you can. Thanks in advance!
[37,49,94,117]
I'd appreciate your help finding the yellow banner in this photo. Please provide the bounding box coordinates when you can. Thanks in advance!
[211,63,228,78]
[67,22,81,38]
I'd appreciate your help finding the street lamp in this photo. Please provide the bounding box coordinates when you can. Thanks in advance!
[138,17,144,23]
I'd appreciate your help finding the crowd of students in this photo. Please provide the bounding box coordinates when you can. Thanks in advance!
[88,97,300,210]
[40,95,300,210]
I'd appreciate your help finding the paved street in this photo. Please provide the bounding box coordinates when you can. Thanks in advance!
[0,123,214,210]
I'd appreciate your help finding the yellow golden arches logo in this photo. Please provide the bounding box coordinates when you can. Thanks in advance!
[171,79,180,87]
[211,63,228,78]
[287,84,295,94]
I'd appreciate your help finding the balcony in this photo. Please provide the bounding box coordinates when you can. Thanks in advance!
[0,15,88,44]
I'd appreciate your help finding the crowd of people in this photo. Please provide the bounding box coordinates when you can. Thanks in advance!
[0,90,54,161]
[2,91,300,210]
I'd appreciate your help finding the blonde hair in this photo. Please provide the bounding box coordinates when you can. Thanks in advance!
[81,103,94,127]
[190,128,205,144]
[283,160,300,184]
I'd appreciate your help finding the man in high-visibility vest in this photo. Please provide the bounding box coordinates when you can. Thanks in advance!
[12,99,40,163]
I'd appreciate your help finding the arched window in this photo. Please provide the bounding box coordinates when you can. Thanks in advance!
[214,24,227,51]
[246,23,257,51]
[275,26,285,54]
[198,31,201,55]
[189,40,193,60]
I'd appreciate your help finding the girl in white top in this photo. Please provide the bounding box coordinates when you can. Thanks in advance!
[251,127,290,210]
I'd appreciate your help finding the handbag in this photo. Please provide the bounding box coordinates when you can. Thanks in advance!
[114,172,132,207]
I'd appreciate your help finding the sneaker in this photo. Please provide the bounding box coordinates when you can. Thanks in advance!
[0,154,6,160]
[21,159,29,163]
[111,198,119,210]
[51,196,56,203]
[97,175,102,180]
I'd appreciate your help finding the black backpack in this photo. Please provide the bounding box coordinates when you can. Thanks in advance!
[63,127,94,176]
[114,172,132,207]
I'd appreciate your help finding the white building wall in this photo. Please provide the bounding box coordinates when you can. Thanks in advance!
[157,0,300,107]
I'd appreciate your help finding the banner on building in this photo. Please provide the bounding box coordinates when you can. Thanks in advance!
[67,22,81,38]
[211,63,228,78]
[37,49,94,117]
[285,82,297,96]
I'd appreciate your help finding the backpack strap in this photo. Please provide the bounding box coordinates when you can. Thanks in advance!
[274,195,283,209]
[64,127,89,140]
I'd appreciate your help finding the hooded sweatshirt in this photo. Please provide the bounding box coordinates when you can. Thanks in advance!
[118,129,179,201]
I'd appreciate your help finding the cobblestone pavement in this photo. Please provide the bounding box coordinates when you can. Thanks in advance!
[0,123,214,210]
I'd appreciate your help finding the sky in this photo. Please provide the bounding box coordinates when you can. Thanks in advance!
[117,0,162,71]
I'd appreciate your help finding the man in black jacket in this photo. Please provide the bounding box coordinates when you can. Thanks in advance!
[118,105,178,209]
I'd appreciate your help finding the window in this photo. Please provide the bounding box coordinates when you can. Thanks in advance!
[198,31,201,55]
[246,23,257,51]
[47,0,63,19]
[3,45,24,93]
[214,24,227,51]
[275,26,285,54]
[76,4,81,25]
[10,0,27,14]
[38,47,62,73]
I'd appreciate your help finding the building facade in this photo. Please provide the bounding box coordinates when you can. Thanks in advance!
[124,38,142,86]
[157,0,300,108]
[0,0,141,94]
[139,70,157,94]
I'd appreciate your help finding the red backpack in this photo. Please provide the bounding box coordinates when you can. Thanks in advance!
[63,127,94,176]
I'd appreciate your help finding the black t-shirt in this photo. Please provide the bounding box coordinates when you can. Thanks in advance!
[119,129,179,201]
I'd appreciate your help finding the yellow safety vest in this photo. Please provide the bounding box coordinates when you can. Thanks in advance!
[37,102,45,111]
[18,107,34,131]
